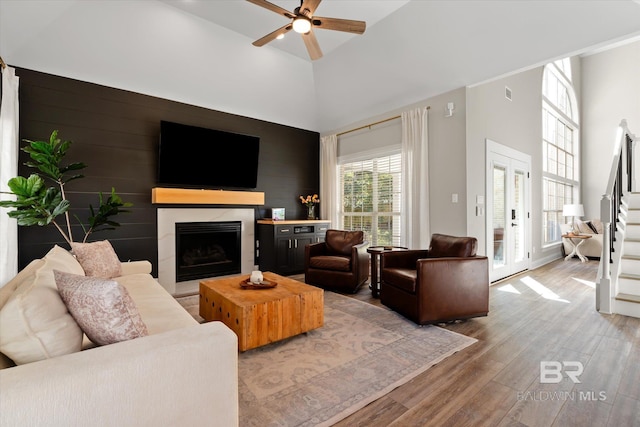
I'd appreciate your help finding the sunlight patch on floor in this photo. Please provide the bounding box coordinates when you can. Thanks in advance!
[572,277,596,288]
[497,283,521,294]
[520,276,570,303]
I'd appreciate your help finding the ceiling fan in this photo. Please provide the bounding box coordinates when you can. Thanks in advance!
[247,0,366,60]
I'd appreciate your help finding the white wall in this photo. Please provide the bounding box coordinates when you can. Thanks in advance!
[0,0,319,131]
[465,61,583,263]
[581,40,640,219]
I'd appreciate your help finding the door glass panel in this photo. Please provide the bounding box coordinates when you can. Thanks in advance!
[514,170,525,263]
[493,165,506,268]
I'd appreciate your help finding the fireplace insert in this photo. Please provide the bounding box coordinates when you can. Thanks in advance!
[175,221,241,282]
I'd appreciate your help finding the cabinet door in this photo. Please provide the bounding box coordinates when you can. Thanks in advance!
[293,237,313,270]
[315,223,330,243]
[276,237,292,273]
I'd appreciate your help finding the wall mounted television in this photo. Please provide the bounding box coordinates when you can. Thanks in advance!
[157,120,260,189]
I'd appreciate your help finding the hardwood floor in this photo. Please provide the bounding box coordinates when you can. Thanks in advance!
[332,259,640,427]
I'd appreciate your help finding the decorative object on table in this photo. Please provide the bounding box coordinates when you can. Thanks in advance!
[271,208,285,221]
[241,270,277,289]
[299,194,319,220]
[562,203,584,235]
[240,278,277,289]
[249,270,263,284]
[0,130,132,246]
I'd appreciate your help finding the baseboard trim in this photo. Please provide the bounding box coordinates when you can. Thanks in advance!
[531,253,563,270]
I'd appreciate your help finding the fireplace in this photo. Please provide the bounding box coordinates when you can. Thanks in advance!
[175,221,241,282]
[157,208,256,295]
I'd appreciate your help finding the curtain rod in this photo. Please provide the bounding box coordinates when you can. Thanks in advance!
[0,56,6,69]
[336,106,430,137]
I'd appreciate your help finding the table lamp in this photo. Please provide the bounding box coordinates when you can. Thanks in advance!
[563,204,584,235]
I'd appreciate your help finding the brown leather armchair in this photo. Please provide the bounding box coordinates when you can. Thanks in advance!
[380,233,489,325]
[304,229,369,293]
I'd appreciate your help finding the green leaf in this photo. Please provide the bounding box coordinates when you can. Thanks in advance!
[25,140,53,155]
[63,174,85,183]
[49,130,59,144]
[58,140,71,155]
[24,153,51,165]
[59,162,87,173]
[15,216,43,226]
[6,176,30,197]
[6,175,45,198]
[51,199,70,217]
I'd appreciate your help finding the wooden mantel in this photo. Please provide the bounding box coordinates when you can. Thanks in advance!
[152,187,265,205]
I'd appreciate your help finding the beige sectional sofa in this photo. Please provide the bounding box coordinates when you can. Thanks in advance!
[0,245,239,426]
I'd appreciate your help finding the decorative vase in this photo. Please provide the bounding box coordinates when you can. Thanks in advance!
[307,205,315,220]
[250,270,263,284]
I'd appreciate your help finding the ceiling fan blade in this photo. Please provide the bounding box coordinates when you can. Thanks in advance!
[301,29,323,60]
[246,0,295,19]
[253,24,293,47]
[300,0,322,17]
[313,16,366,34]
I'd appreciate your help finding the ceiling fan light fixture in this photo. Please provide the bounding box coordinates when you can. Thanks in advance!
[276,33,285,40]
[292,17,311,34]
[248,0,366,60]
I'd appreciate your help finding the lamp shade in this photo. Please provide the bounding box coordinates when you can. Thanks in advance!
[562,204,584,217]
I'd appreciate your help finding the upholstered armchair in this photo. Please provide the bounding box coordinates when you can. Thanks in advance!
[304,229,369,293]
[379,234,489,325]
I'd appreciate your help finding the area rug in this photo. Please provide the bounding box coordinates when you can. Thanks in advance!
[177,291,476,427]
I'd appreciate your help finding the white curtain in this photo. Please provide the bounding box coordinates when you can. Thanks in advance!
[320,134,339,228]
[401,107,430,249]
[0,66,19,287]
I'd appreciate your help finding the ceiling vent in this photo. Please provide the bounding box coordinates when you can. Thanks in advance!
[505,86,512,101]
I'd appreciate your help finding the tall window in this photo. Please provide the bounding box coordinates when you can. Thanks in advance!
[542,58,579,245]
[339,151,401,246]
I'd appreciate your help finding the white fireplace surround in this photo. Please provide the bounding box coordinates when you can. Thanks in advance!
[157,208,256,295]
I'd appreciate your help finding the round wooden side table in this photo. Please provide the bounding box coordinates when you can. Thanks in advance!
[562,233,592,263]
[367,246,408,298]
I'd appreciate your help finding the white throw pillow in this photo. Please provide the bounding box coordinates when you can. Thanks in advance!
[54,270,148,346]
[0,245,85,365]
[576,220,594,235]
[71,240,122,278]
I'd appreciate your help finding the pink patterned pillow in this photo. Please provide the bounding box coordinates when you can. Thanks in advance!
[53,270,148,346]
[71,240,122,278]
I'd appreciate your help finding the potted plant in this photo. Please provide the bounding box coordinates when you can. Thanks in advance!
[0,130,131,245]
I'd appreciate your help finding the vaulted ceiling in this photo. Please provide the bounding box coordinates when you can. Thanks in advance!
[1,0,640,133]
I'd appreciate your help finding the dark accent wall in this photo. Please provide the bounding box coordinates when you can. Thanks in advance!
[14,68,320,275]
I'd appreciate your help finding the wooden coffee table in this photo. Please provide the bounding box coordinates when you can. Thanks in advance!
[199,272,324,351]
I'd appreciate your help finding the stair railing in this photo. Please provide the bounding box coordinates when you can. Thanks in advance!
[598,119,636,313]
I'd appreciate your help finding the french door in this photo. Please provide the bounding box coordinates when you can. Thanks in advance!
[486,140,531,282]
